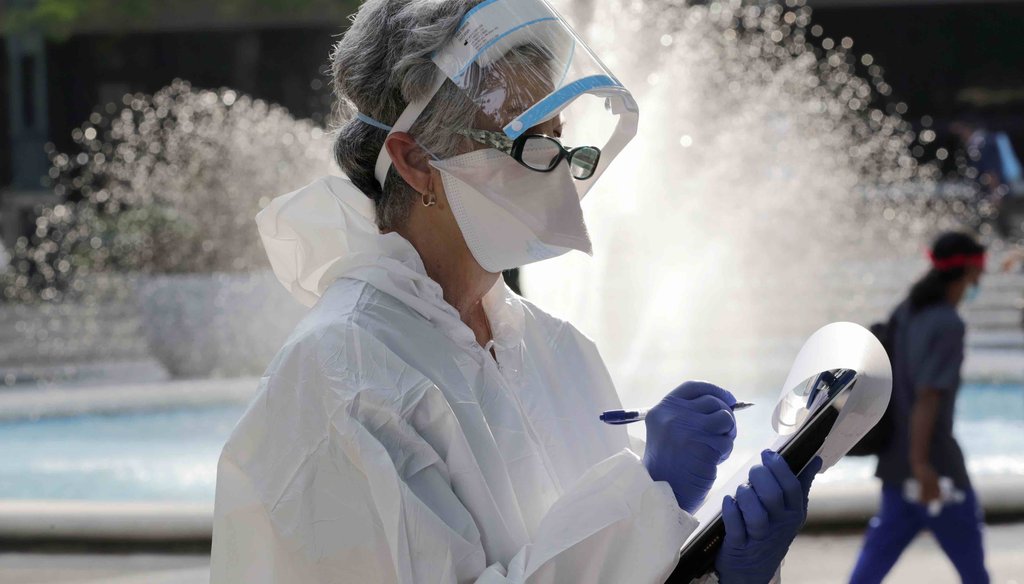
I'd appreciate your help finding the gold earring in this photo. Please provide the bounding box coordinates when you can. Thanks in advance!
[422,191,437,207]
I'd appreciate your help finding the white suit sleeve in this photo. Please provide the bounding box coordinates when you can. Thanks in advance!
[211,375,697,584]
[486,450,697,583]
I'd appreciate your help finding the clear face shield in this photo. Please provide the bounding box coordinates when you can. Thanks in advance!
[373,0,639,199]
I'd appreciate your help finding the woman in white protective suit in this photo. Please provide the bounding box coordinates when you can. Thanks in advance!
[210,0,822,582]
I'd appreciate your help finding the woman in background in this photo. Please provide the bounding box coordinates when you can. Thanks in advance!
[850,231,990,583]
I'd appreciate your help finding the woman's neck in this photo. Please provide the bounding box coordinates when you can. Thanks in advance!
[396,202,501,348]
[435,264,499,348]
[435,262,496,320]
[406,236,499,347]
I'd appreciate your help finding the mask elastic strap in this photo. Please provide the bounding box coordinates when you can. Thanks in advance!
[416,141,442,162]
[355,112,394,132]
[373,72,448,189]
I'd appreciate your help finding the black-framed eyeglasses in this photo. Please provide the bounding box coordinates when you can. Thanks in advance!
[456,129,602,180]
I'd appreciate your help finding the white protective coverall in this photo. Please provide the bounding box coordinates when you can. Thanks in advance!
[209,175,702,583]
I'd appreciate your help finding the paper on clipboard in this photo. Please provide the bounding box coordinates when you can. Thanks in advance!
[685,322,892,541]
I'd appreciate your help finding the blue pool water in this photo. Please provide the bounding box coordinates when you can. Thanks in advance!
[0,383,1021,502]
[0,405,243,502]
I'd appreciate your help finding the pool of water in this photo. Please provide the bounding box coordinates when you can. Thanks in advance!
[0,383,1021,502]
[0,405,243,502]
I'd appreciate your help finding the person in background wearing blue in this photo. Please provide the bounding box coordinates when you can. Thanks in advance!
[849,232,990,584]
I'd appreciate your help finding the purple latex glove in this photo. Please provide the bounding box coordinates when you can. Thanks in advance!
[643,381,737,513]
[715,451,823,584]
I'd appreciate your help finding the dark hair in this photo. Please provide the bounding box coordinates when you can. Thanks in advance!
[908,231,986,311]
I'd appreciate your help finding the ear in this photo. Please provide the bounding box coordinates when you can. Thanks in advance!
[384,132,432,195]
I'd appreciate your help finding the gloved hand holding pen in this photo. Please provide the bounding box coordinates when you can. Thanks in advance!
[641,381,738,514]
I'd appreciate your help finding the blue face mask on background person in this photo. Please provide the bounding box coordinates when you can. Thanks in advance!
[964,282,980,304]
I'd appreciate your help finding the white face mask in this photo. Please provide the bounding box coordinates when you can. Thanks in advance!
[429,148,593,273]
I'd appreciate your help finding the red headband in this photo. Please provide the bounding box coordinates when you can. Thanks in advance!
[928,251,986,271]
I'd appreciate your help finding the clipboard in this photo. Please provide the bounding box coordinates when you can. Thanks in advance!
[666,368,860,583]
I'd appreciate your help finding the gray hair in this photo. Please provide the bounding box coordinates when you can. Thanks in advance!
[330,0,482,231]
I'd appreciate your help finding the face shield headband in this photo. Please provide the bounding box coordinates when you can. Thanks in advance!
[370,0,639,196]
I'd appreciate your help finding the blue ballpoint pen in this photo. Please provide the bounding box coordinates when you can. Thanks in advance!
[599,402,754,425]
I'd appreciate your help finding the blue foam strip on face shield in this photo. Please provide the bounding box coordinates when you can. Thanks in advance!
[502,74,621,138]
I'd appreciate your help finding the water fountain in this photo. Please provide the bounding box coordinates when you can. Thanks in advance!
[522,0,1024,494]
[1,80,333,378]
[529,0,997,406]
[1,0,1005,385]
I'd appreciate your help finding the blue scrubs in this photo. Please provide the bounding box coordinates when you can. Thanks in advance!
[849,486,989,583]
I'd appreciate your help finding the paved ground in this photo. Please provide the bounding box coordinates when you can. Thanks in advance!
[784,523,1023,583]
[0,552,209,584]
[1,523,1020,583]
